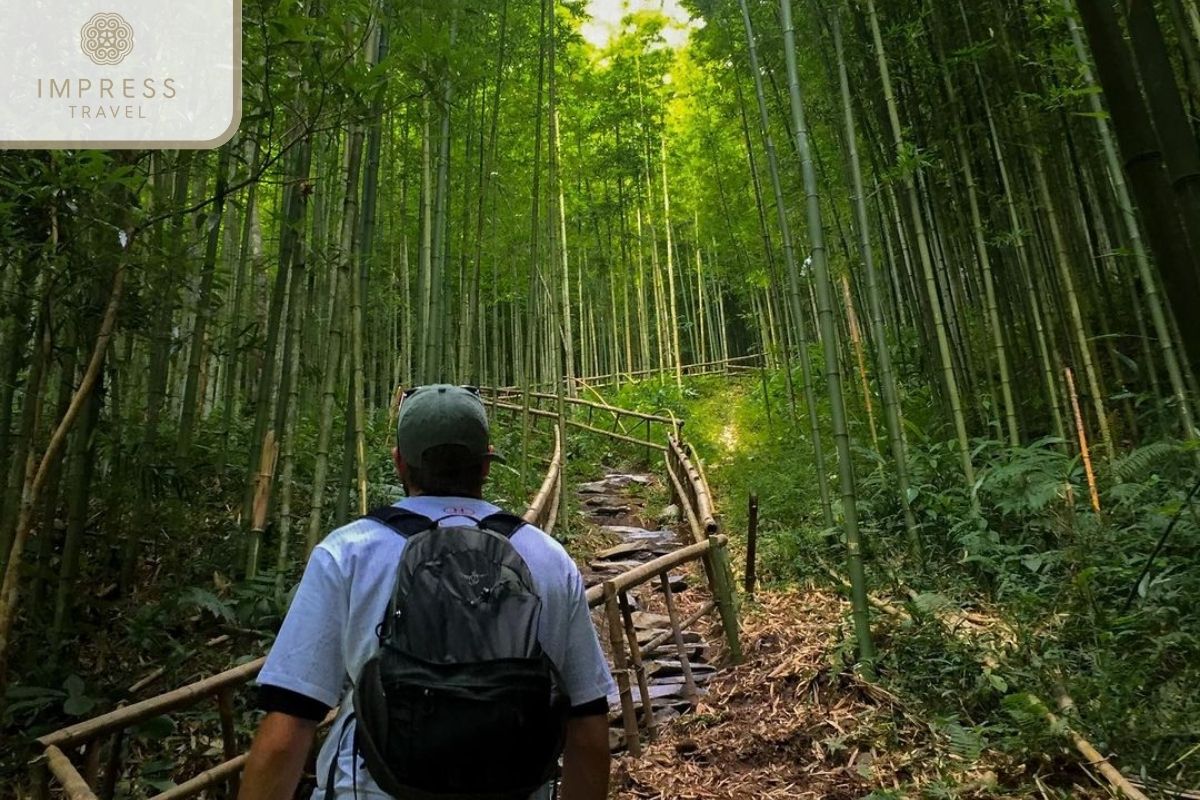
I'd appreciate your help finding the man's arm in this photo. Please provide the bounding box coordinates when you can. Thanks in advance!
[559,713,610,800]
[238,712,317,800]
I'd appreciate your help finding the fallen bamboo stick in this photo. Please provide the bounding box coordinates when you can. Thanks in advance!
[820,561,1147,800]
[1052,693,1150,800]
[44,746,97,800]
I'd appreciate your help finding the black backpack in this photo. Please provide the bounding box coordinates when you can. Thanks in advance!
[348,506,568,800]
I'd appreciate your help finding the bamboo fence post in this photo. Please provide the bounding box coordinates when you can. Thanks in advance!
[618,590,656,738]
[707,539,743,663]
[659,571,698,701]
[216,688,239,798]
[603,582,641,756]
[745,493,759,598]
[663,455,741,661]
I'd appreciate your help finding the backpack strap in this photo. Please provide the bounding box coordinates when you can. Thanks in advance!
[364,505,436,538]
[476,512,527,539]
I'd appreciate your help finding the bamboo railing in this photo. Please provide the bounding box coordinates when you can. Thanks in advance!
[32,391,743,798]
[482,386,679,455]
[573,353,765,389]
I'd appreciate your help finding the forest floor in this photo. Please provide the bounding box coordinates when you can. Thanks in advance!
[591,375,1124,799]
[612,586,1117,799]
[565,449,1103,799]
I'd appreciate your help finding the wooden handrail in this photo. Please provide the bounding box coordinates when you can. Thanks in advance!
[490,400,667,452]
[523,423,563,531]
[668,438,717,535]
[584,536,728,607]
[486,388,682,428]
[37,657,266,750]
[574,354,764,387]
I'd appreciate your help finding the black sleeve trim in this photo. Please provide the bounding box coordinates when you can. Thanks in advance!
[568,696,609,718]
[257,684,332,722]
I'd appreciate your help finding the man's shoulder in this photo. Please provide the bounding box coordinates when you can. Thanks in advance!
[510,521,582,583]
[316,514,400,563]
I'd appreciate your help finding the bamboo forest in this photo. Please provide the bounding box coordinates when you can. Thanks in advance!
[3,0,1200,796]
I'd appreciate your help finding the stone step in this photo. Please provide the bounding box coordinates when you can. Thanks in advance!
[646,659,717,679]
[599,525,678,542]
[635,627,702,646]
[594,540,672,561]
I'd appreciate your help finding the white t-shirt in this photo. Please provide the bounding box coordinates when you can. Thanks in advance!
[257,495,615,799]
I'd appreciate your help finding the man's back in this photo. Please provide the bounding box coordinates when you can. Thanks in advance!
[257,495,613,798]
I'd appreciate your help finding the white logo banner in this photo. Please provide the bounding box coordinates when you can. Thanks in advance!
[0,0,240,148]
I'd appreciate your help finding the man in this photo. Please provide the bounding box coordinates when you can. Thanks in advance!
[240,385,614,800]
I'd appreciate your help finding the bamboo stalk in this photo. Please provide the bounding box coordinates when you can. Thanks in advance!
[1064,367,1101,512]
[245,430,278,579]
[216,688,239,798]
[842,275,879,448]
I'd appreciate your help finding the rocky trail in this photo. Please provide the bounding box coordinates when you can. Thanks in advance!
[573,471,721,748]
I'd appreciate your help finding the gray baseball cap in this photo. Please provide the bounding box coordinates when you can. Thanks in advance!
[396,385,499,467]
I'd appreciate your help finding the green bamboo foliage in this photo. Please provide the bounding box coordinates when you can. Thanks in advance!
[737,0,835,529]
[864,0,976,497]
[6,0,1200,714]
[829,6,920,560]
[780,0,874,662]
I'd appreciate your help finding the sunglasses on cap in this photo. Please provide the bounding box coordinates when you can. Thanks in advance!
[399,384,481,404]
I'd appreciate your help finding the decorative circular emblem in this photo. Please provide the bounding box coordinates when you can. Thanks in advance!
[80,12,134,66]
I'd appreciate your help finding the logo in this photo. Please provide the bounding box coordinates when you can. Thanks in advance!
[1,0,240,148]
[80,12,135,66]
